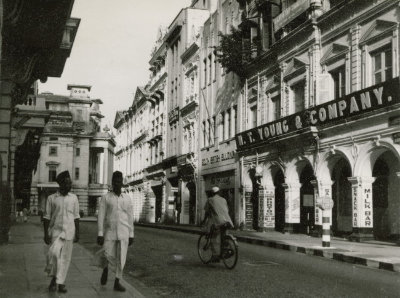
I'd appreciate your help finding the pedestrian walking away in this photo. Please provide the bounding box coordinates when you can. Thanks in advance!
[202,186,234,263]
[97,171,134,292]
[43,170,80,293]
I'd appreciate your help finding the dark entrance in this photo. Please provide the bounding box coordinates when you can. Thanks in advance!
[88,196,98,216]
[372,157,389,240]
[152,185,163,223]
[298,164,315,234]
[187,182,196,225]
[331,159,352,236]
[273,169,285,232]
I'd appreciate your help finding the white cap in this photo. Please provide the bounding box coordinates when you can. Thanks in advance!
[211,186,220,193]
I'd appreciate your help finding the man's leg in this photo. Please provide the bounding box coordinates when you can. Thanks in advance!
[209,226,221,261]
[102,240,117,285]
[56,240,73,293]
[114,240,128,292]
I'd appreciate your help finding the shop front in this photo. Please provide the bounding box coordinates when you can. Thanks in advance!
[237,78,400,240]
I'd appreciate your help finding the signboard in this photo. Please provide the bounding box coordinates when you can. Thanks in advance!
[245,191,253,229]
[362,187,373,227]
[236,79,400,151]
[202,151,235,166]
[264,190,275,228]
[204,171,235,190]
[352,186,359,227]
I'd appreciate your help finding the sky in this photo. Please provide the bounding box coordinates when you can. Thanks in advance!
[39,0,192,130]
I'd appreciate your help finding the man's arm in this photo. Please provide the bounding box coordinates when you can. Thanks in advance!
[74,196,80,242]
[43,196,52,244]
[97,195,106,245]
[128,196,134,246]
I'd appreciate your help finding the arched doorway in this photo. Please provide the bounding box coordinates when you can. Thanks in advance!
[298,164,315,234]
[372,152,395,240]
[331,158,352,236]
[273,169,285,232]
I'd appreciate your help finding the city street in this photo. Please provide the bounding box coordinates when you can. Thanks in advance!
[79,222,400,297]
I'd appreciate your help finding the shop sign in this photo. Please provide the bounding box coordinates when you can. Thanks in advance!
[236,78,400,151]
[361,187,373,228]
[245,191,253,229]
[201,151,235,166]
[352,186,358,227]
[204,171,235,190]
[264,190,275,228]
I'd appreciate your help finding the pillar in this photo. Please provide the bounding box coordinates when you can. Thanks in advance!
[282,182,301,233]
[348,176,375,241]
[99,151,104,184]
[103,148,109,185]
[311,179,333,237]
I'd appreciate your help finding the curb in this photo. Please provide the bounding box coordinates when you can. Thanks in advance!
[136,223,400,273]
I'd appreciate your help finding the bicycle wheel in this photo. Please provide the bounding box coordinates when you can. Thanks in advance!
[221,236,238,269]
[198,234,213,264]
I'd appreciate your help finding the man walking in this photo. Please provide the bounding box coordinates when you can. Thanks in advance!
[43,170,80,293]
[97,171,134,292]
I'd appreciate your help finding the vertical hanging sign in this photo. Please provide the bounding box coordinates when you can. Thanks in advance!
[361,186,373,228]
[264,189,275,228]
[245,190,253,229]
[352,185,359,227]
[258,188,265,228]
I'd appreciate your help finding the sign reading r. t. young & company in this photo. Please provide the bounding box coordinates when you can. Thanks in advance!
[236,78,400,151]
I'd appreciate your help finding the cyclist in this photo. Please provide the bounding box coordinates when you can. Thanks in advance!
[202,186,234,262]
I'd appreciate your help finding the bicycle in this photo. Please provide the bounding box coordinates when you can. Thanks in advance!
[197,222,238,269]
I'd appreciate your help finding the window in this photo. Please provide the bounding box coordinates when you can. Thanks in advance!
[292,81,305,113]
[271,95,281,121]
[331,67,345,99]
[249,105,257,128]
[76,148,80,156]
[49,146,57,156]
[49,167,57,182]
[75,168,80,180]
[372,47,392,84]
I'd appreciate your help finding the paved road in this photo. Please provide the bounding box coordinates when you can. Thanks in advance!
[80,222,400,297]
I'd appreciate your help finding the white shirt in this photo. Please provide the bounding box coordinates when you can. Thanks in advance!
[98,192,134,240]
[43,192,80,240]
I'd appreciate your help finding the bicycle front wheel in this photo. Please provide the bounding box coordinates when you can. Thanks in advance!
[197,234,213,264]
[221,236,238,269]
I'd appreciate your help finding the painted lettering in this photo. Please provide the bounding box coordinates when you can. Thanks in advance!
[350,96,360,113]
[269,124,276,136]
[310,110,318,124]
[295,115,302,129]
[282,120,289,132]
[338,100,347,116]
[328,103,338,119]
[373,87,383,105]
[276,122,283,135]
[360,92,371,110]
[319,107,327,122]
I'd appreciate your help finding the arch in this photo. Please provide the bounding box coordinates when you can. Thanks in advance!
[285,156,313,183]
[354,141,400,177]
[316,149,353,182]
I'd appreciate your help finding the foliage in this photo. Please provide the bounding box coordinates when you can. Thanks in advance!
[214,26,256,81]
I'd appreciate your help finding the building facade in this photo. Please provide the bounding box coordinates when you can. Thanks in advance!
[17,85,115,216]
[198,0,242,227]
[0,0,79,243]
[236,0,400,240]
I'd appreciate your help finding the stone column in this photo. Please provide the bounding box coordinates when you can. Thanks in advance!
[224,110,229,140]
[282,182,301,233]
[99,151,104,184]
[350,25,361,92]
[348,176,375,241]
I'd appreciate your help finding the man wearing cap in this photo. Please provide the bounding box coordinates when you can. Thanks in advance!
[97,171,134,292]
[43,170,80,293]
[203,186,234,262]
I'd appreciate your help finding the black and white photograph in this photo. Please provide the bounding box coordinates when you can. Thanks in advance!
[1,0,400,297]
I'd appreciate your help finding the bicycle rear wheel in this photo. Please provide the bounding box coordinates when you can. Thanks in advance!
[221,236,238,269]
[198,234,213,264]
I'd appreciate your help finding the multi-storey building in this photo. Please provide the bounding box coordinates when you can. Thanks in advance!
[16,84,115,216]
[0,0,79,243]
[163,0,217,225]
[236,0,400,241]
[198,0,242,227]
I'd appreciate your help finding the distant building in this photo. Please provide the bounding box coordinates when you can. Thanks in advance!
[16,84,115,216]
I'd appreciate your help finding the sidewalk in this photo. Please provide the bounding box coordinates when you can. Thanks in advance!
[134,222,400,273]
[0,220,145,298]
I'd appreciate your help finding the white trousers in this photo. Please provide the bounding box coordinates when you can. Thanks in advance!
[104,239,129,279]
[48,238,73,284]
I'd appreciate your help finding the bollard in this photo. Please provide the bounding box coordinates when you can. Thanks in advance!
[316,196,334,248]
[322,209,330,247]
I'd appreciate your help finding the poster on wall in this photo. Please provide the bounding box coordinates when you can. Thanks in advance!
[264,190,275,228]
[245,191,253,229]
